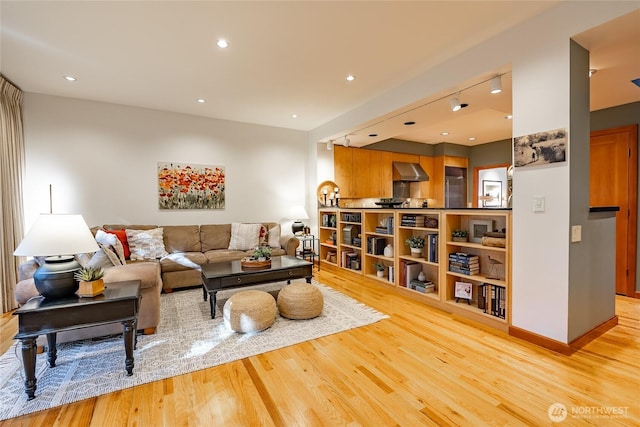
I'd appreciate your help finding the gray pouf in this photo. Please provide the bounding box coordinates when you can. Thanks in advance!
[277,283,324,320]
[223,290,276,333]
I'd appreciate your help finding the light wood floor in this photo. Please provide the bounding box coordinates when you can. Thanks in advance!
[1,268,639,426]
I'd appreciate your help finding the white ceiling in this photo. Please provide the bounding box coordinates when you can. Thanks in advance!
[1,2,638,148]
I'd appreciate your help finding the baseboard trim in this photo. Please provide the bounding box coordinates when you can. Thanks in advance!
[509,315,618,355]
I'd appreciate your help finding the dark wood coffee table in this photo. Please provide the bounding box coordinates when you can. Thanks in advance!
[13,280,141,400]
[200,255,313,318]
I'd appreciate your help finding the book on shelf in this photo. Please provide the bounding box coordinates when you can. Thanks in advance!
[388,266,394,283]
[401,214,427,227]
[404,262,422,287]
[427,233,438,263]
[478,284,487,311]
[409,279,435,293]
[448,265,480,275]
[478,283,506,319]
[367,236,386,255]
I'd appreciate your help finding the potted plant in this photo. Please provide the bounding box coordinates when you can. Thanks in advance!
[405,235,425,257]
[253,246,272,261]
[373,262,385,278]
[452,230,468,242]
[74,266,105,297]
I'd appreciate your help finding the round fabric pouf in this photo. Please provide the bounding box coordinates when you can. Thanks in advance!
[223,290,277,333]
[277,283,324,320]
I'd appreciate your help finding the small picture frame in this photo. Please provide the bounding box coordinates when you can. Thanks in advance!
[482,180,502,207]
[469,219,493,244]
[455,281,472,304]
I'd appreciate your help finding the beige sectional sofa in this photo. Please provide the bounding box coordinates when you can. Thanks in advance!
[14,222,299,346]
[101,222,299,292]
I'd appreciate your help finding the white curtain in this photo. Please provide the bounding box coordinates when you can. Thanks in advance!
[0,75,26,312]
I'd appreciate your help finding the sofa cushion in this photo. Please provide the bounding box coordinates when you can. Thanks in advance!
[160,252,207,272]
[126,228,169,260]
[204,249,248,264]
[102,261,161,291]
[163,225,202,253]
[228,223,262,251]
[200,224,232,251]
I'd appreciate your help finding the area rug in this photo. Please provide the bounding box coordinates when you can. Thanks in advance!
[0,279,388,421]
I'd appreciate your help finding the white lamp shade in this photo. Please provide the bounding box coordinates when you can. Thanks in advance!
[289,205,309,220]
[14,214,99,256]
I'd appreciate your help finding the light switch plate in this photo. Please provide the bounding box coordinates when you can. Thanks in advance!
[533,196,545,212]
[571,225,582,242]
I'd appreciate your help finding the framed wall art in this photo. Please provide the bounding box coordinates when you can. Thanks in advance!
[482,180,502,207]
[157,162,225,210]
[513,128,567,167]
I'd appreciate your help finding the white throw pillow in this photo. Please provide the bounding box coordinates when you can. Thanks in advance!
[268,224,281,248]
[95,229,126,265]
[75,246,114,269]
[228,223,262,251]
[125,228,169,260]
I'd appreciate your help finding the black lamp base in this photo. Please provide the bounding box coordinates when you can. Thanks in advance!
[291,221,305,235]
[33,256,81,299]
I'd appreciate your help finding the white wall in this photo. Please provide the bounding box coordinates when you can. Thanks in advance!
[22,94,309,231]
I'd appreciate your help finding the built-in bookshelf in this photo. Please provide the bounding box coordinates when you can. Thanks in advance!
[337,209,362,272]
[443,210,510,326]
[362,210,395,285]
[319,210,338,267]
[396,211,441,301]
[318,207,511,331]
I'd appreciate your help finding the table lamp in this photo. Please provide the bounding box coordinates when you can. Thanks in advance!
[289,205,309,235]
[14,214,99,299]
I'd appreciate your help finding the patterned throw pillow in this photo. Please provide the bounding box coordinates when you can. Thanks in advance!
[95,229,126,265]
[125,228,169,260]
[228,223,262,251]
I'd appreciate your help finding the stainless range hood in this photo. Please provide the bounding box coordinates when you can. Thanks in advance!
[392,162,429,182]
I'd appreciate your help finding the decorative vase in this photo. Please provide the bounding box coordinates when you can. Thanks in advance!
[410,248,422,257]
[383,244,393,257]
[418,271,426,282]
[376,270,384,278]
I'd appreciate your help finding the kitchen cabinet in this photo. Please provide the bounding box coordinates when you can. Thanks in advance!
[334,146,354,197]
[352,149,392,198]
[334,146,392,198]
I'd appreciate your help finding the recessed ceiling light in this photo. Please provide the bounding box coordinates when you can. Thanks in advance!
[441,131,449,136]
[345,75,355,82]
[468,137,476,141]
[505,115,513,120]
[404,121,416,126]
[292,114,298,118]
[64,76,77,82]
[197,98,206,103]
[216,39,229,49]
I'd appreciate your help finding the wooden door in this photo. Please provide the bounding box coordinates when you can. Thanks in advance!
[590,125,638,296]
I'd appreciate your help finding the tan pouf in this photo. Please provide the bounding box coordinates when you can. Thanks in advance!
[277,283,324,320]
[223,290,277,333]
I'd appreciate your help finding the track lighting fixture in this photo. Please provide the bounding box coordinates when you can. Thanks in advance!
[490,75,502,94]
[326,140,333,151]
[450,96,461,112]
[344,136,350,147]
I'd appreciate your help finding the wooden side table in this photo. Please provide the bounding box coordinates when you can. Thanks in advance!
[13,280,141,400]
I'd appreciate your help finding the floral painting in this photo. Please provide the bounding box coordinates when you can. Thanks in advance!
[158,162,225,210]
